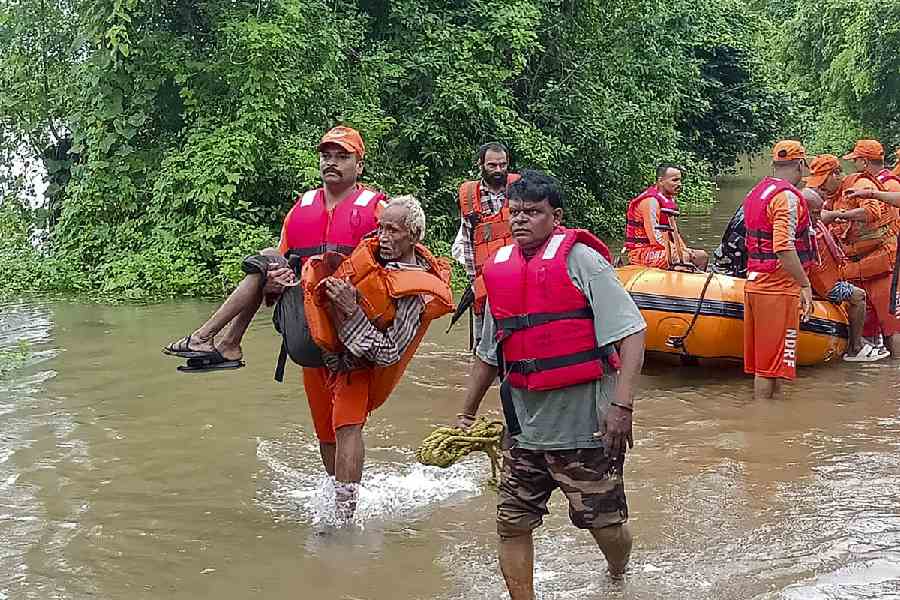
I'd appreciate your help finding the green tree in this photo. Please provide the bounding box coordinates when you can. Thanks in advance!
[0,0,791,298]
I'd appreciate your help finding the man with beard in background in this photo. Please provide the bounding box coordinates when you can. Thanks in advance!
[452,142,522,345]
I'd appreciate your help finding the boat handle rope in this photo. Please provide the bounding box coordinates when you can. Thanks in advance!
[666,270,716,353]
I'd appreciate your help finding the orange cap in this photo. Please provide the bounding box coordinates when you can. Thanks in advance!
[772,140,806,161]
[806,154,840,188]
[842,139,884,161]
[318,126,365,159]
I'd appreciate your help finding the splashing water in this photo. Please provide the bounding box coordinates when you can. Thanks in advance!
[255,435,486,529]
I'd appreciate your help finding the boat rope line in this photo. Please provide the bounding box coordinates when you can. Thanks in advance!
[628,292,849,339]
[665,271,716,353]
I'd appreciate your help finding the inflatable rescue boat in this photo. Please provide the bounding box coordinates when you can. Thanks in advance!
[617,266,848,366]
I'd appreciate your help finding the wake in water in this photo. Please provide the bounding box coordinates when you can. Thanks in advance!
[255,433,487,530]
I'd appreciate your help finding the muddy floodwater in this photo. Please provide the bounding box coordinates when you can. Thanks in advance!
[2,165,900,599]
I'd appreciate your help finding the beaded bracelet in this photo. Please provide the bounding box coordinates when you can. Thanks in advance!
[610,402,633,413]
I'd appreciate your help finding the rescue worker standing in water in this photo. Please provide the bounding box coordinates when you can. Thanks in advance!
[452,142,521,345]
[307,195,453,522]
[456,170,647,598]
[830,140,900,356]
[743,141,815,399]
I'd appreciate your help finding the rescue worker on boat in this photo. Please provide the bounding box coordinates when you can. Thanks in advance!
[456,170,646,598]
[623,163,708,271]
[743,141,815,400]
[451,142,521,345]
[300,195,452,523]
[827,140,900,356]
[800,184,883,361]
[162,125,387,371]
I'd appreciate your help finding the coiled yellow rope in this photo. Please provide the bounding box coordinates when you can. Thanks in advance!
[416,417,504,481]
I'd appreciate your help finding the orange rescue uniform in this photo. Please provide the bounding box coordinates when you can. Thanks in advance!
[744,190,806,380]
[831,175,900,337]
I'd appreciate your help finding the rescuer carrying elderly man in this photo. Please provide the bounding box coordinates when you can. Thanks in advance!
[162,126,453,522]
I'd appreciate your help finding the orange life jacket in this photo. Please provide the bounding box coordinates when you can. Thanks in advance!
[301,238,453,353]
[808,222,846,298]
[877,169,900,234]
[831,172,891,260]
[623,186,678,251]
[458,174,522,314]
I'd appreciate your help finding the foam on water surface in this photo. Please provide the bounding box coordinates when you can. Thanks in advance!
[255,434,486,529]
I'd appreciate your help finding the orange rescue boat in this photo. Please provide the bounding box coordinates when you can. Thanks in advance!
[617,266,848,366]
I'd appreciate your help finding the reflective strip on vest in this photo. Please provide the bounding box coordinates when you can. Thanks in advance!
[354,189,377,206]
[300,190,317,207]
[541,234,566,259]
[493,245,515,264]
[759,183,779,200]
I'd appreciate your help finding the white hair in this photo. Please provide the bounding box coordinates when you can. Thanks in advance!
[385,194,426,241]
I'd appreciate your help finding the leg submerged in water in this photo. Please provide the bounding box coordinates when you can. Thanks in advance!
[333,424,365,524]
[591,523,633,579]
[753,375,779,400]
[499,533,535,600]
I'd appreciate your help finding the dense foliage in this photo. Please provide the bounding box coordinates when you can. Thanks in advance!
[770,0,900,153]
[1,0,813,297]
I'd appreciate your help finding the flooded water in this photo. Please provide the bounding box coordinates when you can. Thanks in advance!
[2,166,900,599]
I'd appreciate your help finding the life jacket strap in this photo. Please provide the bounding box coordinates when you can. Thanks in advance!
[746,228,774,239]
[286,243,356,261]
[274,341,288,383]
[496,307,593,334]
[506,347,604,375]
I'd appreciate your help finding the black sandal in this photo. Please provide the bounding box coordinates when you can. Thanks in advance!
[162,334,217,359]
[177,351,245,373]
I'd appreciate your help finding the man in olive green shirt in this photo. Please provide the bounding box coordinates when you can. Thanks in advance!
[457,170,646,599]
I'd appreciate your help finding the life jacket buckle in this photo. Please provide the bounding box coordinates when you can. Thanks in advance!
[518,358,538,374]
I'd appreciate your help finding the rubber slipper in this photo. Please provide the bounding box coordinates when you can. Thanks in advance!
[162,334,217,359]
[177,352,245,373]
[843,343,888,362]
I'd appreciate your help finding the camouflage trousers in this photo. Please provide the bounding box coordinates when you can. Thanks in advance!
[496,446,628,538]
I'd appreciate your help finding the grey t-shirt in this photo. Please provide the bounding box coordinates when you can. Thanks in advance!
[476,242,647,451]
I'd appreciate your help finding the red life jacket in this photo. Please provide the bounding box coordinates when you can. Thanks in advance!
[281,187,384,262]
[743,177,815,273]
[624,186,678,250]
[877,169,900,187]
[482,227,621,391]
[457,173,522,313]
